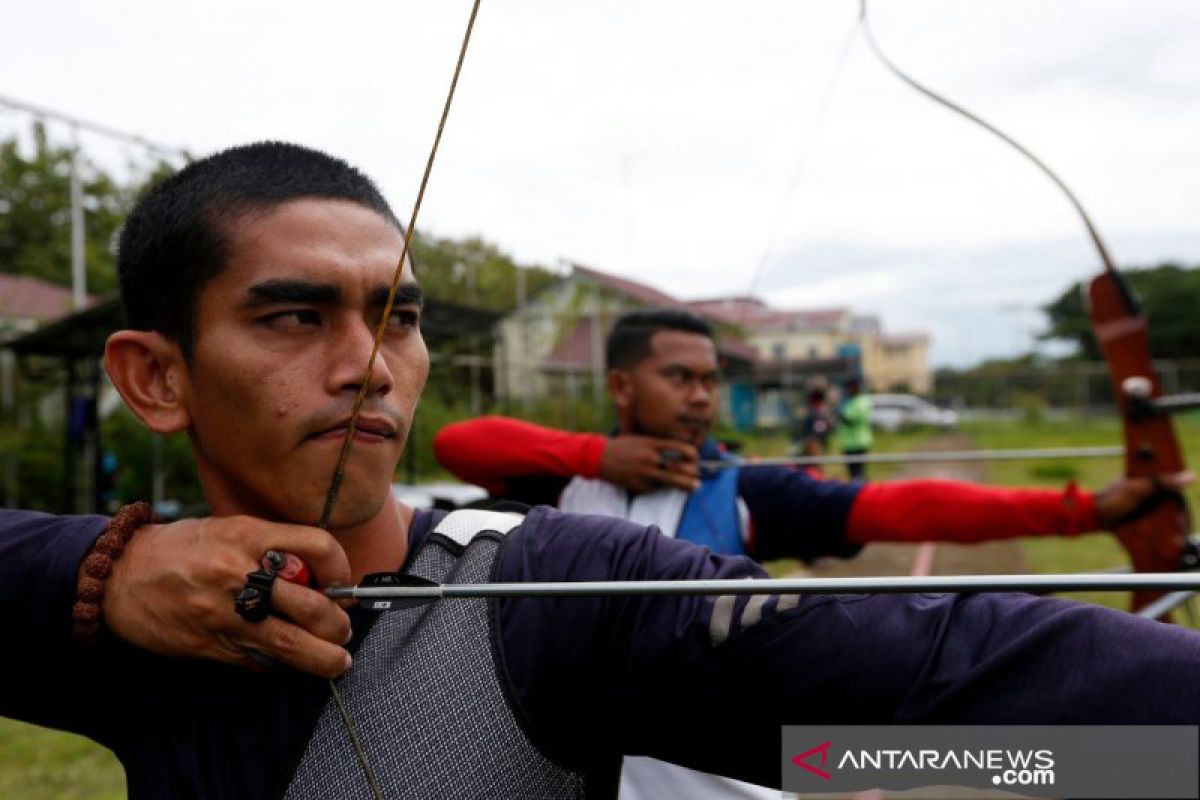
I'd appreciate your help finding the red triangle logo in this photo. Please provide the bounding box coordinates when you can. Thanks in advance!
[791,740,833,781]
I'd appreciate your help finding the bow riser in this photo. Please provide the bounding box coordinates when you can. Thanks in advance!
[1087,271,1192,616]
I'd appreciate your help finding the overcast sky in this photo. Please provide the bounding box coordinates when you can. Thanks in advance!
[2,0,1198,366]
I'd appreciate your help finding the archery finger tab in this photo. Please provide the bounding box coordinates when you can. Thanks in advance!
[262,549,313,586]
[268,526,352,589]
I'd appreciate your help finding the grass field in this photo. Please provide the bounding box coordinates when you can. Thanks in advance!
[3,414,1196,794]
[0,719,124,799]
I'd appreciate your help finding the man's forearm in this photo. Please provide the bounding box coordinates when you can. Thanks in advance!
[0,509,107,630]
[846,479,1097,544]
[433,416,606,493]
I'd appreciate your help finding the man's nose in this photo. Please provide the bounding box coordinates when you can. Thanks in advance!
[687,379,714,407]
[328,319,394,396]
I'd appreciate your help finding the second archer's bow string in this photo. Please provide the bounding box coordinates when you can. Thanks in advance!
[857,0,1115,270]
[316,2,485,798]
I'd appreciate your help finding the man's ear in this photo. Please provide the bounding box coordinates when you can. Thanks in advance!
[607,368,634,411]
[104,330,192,434]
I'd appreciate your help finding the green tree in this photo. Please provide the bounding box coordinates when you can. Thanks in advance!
[0,121,176,295]
[1041,263,1200,360]
[410,233,558,311]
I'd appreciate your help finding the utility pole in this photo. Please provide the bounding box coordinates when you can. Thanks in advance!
[70,124,86,310]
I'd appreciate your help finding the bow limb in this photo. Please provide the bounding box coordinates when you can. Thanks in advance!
[858,1,1193,617]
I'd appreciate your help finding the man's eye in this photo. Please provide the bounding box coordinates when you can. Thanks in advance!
[387,308,421,330]
[263,310,321,330]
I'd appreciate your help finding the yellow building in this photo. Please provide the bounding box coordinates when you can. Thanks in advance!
[686,296,931,394]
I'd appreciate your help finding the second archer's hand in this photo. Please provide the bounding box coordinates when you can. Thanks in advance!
[103,515,355,678]
[600,435,700,494]
[1094,470,1195,529]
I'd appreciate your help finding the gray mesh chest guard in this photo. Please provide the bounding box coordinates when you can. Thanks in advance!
[285,510,589,799]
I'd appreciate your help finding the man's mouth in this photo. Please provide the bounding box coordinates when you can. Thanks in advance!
[676,416,712,439]
[307,416,399,443]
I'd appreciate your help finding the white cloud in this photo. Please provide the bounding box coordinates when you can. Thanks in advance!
[2,0,1197,366]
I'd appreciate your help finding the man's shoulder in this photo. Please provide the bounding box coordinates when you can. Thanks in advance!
[502,504,709,584]
[522,503,658,543]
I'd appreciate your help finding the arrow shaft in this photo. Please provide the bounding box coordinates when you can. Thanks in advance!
[327,572,1200,601]
[706,446,1123,470]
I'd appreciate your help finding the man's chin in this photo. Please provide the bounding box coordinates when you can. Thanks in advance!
[323,491,394,530]
[675,427,710,447]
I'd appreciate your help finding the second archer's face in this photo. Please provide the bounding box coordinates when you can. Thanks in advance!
[181,198,429,527]
[610,330,720,448]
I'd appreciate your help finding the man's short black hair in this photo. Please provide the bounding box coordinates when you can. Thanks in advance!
[605,308,714,370]
[118,141,402,357]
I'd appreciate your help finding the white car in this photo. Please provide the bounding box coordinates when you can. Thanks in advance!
[865,393,959,432]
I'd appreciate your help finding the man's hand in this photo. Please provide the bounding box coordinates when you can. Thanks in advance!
[600,435,700,494]
[103,516,354,678]
[1094,471,1195,529]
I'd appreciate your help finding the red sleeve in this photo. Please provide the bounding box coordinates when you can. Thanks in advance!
[432,416,607,495]
[845,479,1099,544]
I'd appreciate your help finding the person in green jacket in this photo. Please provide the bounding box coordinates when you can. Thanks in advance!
[837,376,873,480]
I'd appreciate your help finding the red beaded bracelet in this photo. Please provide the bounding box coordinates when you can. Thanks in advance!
[71,501,157,643]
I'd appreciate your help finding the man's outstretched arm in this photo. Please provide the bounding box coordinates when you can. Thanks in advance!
[498,507,1200,787]
[739,466,1193,561]
[434,415,701,496]
[0,509,356,681]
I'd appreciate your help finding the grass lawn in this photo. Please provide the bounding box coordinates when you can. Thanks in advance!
[0,718,124,799]
[4,414,1195,793]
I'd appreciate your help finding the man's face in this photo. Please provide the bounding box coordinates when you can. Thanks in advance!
[614,330,720,447]
[181,198,428,527]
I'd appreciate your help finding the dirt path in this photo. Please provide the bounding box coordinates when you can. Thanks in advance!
[804,433,1030,579]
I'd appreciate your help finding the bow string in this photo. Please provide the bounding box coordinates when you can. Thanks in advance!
[316,2,484,797]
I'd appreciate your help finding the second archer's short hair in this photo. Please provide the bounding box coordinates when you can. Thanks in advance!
[117,141,402,358]
[605,308,714,370]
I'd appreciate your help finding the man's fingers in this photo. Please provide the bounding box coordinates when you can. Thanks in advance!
[271,580,353,646]
[667,459,700,479]
[237,616,352,679]
[656,441,699,464]
[1155,470,1196,493]
[239,519,352,588]
[649,467,700,492]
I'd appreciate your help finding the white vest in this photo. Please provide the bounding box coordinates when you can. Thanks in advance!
[559,477,750,543]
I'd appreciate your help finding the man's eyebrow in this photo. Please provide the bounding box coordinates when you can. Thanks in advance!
[662,363,720,377]
[244,280,342,307]
[367,282,424,309]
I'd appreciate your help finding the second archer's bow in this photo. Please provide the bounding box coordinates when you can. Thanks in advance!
[857,0,1196,619]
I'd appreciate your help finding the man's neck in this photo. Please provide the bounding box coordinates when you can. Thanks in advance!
[332,498,414,583]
